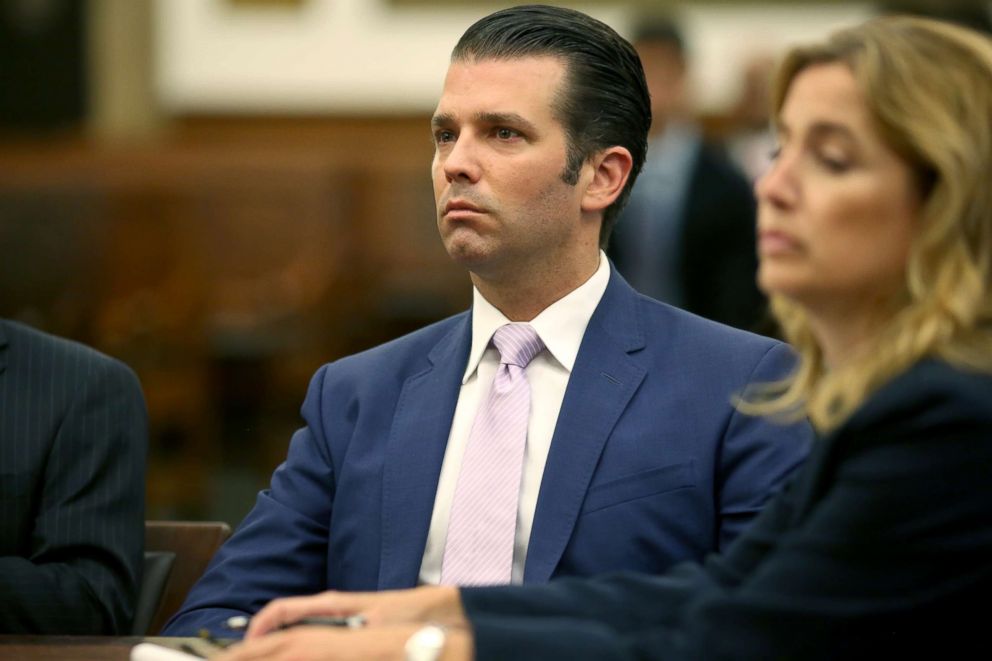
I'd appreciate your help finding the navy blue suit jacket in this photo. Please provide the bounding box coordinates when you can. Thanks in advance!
[164,269,810,635]
[461,360,992,659]
[0,320,147,633]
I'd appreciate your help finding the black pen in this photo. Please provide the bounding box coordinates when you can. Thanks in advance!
[224,614,367,632]
[279,615,367,630]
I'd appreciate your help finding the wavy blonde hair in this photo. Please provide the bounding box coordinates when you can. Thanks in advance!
[745,16,992,431]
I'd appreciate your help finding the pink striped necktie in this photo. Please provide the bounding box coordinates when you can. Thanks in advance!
[440,323,545,586]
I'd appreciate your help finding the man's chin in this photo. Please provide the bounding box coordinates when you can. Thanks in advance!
[443,237,493,269]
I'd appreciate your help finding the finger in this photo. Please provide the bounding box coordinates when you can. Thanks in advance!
[245,599,289,639]
[246,595,321,639]
[247,591,365,639]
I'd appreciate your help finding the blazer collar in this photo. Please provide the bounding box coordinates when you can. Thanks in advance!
[591,263,647,353]
[524,265,648,582]
[379,313,473,588]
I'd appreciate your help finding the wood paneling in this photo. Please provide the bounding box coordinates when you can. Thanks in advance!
[0,116,469,520]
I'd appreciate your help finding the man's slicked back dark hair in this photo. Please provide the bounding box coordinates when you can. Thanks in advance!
[451,4,651,247]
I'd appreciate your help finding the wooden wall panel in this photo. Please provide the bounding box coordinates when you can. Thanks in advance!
[0,117,470,521]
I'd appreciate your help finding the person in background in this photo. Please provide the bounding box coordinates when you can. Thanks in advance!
[609,19,768,333]
[0,318,147,633]
[217,15,992,660]
[164,3,809,640]
[726,52,778,183]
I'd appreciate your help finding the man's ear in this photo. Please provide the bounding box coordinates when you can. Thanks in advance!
[581,146,633,213]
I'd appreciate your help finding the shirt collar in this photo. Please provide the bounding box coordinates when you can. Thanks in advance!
[463,251,611,383]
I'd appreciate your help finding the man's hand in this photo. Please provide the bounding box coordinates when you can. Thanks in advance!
[215,624,474,661]
[245,585,467,639]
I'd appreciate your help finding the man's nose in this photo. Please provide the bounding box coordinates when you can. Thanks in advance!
[442,134,482,183]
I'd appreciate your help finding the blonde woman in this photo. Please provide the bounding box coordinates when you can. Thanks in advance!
[216,16,992,661]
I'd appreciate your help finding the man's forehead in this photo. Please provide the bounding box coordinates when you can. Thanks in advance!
[434,55,567,117]
[443,53,567,86]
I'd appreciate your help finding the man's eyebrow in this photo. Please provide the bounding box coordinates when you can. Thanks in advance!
[431,113,454,128]
[430,111,539,134]
[475,112,538,133]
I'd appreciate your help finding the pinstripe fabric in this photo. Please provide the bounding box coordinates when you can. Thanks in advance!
[0,319,147,634]
[441,323,543,586]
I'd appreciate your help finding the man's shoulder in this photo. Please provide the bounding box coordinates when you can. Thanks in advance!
[0,319,136,380]
[587,287,794,393]
[636,296,782,356]
[0,319,145,436]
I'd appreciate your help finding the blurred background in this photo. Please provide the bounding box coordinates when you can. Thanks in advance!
[2,0,988,525]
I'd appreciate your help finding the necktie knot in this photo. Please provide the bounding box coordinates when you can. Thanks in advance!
[492,323,544,368]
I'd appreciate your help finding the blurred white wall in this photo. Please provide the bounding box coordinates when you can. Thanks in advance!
[679,3,873,110]
[154,0,875,115]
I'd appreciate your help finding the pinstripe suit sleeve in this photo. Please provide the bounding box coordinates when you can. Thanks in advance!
[0,321,148,634]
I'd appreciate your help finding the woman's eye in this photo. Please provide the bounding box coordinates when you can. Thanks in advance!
[817,153,851,173]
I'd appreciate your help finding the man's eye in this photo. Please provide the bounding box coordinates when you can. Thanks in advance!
[435,130,455,144]
[495,128,519,140]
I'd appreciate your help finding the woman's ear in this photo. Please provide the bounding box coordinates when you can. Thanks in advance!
[581,146,634,214]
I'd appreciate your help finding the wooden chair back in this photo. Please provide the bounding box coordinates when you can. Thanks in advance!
[144,520,232,634]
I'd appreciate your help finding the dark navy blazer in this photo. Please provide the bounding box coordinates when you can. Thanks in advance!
[461,359,992,660]
[164,269,810,635]
[0,319,147,633]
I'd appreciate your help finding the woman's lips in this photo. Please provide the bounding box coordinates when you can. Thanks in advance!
[758,229,802,255]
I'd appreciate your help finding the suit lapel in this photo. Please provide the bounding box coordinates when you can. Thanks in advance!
[524,270,648,582]
[378,314,471,588]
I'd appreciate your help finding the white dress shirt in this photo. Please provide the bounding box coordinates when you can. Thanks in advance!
[418,252,611,584]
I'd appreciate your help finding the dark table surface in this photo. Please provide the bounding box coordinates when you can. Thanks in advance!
[0,636,224,660]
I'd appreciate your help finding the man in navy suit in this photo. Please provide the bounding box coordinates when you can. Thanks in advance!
[164,4,809,637]
[0,319,147,633]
